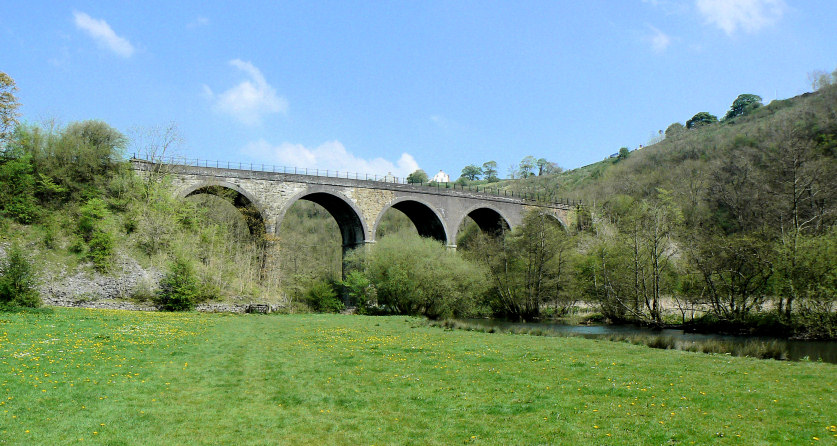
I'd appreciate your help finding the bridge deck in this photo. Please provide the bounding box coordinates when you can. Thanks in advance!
[130,157,578,210]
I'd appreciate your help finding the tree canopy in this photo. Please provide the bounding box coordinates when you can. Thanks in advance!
[665,122,685,138]
[482,161,499,182]
[686,112,719,129]
[0,72,20,146]
[518,156,536,178]
[460,164,482,181]
[723,94,762,121]
[406,169,428,184]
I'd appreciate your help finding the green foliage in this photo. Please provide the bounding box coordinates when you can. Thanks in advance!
[723,94,762,121]
[578,191,683,324]
[0,71,20,145]
[460,164,482,181]
[355,234,488,319]
[684,233,774,321]
[304,279,344,313]
[86,230,115,271]
[482,160,499,182]
[77,198,115,271]
[0,243,40,308]
[406,169,428,184]
[155,258,199,311]
[686,112,718,129]
[617,147,629,160]
[466,211,574,321]
[664,122,685,138]
[536,158,560,175]
[78,198,110,241]
[774,230,837,338]
[341,270,373,310]
[0,152,39,223]
[11,121,126,203]
[518,155,537,178]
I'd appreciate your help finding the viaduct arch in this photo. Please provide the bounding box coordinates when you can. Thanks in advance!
[132,159,576,274]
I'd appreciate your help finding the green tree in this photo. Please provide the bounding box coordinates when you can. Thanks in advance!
[665,122,685,138]
[304,279,344,313]
[577,193,683,325]
[0,152,39,223]
[775,230,837,337]
[685,232,773,321]
[20,120,127,202]
[686,112,718,129]
[0,71,20,146]
[723,94,762,121]
[468,211,572,321]
[77,198,115,271]
[460,164,482,181]
[536,158,560,175]
[482,161,499,182]
[617,147,630,161]
[341,270,373,310]
[406,169,429,184]
[155,258,200,311]
[518,156,536,178]
[355,234,487,319]
[0,243,41,308]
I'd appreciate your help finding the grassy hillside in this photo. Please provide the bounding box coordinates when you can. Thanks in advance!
[520,84,837,208]
[1,309,834,444]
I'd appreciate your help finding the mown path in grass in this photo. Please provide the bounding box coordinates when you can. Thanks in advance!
[1,308,835,444]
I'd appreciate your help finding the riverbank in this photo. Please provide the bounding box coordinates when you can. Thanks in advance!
[1,308,834,444]
[431,318,837,363]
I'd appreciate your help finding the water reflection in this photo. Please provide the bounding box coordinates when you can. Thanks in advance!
[461,319,837,364]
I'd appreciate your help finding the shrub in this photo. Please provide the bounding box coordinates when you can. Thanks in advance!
[0,243,41,308]
[341,270,373,311]
[87,230,114,271]
[354,234,488,319]
[77,198,115,271]
[155,258,199,311]
[305,280,344,313]
[129,276,157,303]
[78,198,110,241]
[0,154,39,224]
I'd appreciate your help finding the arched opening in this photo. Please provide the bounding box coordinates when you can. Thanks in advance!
[183,185,271,294]
[276,191,367,286]
[277,200,343,285]
[292,192,366,250]
[185,185,266,238]
[374,199,448,244]
[467,207,511,236]
[374,207,418,240]
[456,207,511,250]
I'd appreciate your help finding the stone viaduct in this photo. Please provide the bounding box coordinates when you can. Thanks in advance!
[131,159,576,263]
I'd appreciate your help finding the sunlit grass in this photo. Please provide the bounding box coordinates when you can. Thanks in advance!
[1,308,834,444]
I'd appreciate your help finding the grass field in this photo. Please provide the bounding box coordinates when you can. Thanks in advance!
[1,308,835,445]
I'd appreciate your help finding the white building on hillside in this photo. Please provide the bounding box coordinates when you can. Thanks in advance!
[430,170,450,183]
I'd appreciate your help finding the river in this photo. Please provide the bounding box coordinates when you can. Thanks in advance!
[460,318,837,364]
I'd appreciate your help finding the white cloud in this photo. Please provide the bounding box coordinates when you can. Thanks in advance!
[695,0,786,35]
[187,16,210,29]
[647,25,672,52]
[204,59,287,126]
[429,115,451,129]
[243,139,420,179]
[73,11,134,57]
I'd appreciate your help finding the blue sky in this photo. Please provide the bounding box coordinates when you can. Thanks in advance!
[3,1,836,178]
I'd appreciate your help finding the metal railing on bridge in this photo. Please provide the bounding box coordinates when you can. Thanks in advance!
[131,153,582,208]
